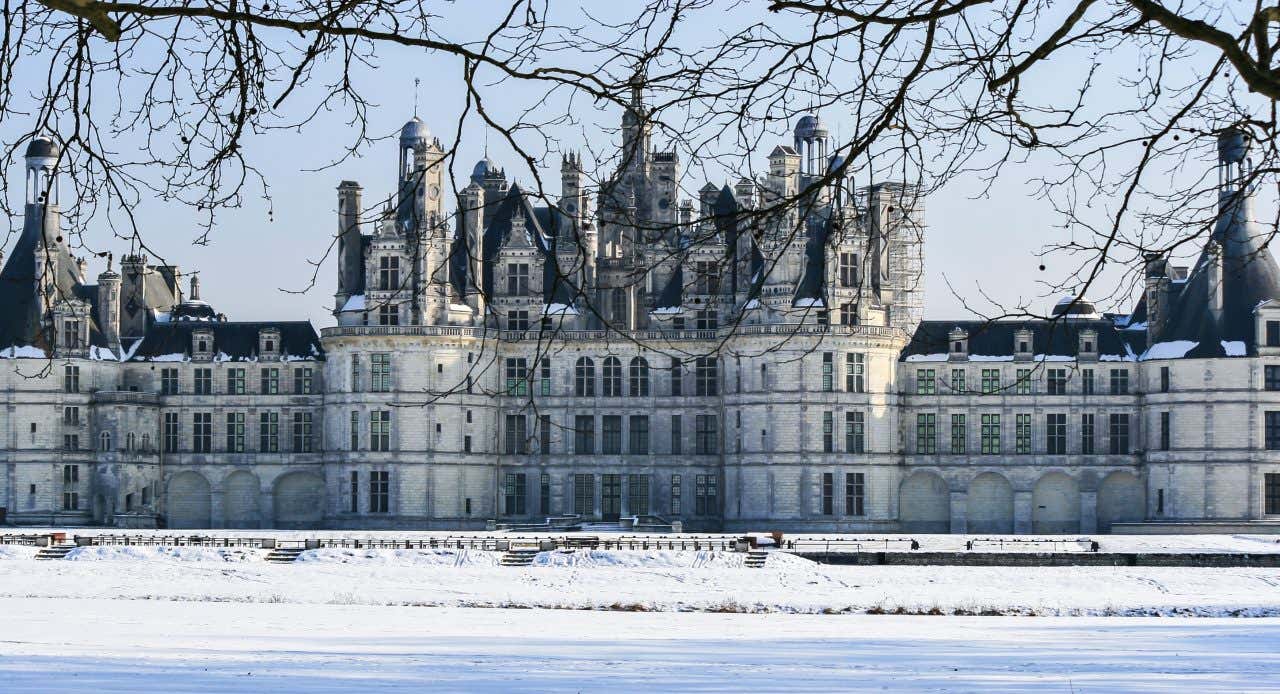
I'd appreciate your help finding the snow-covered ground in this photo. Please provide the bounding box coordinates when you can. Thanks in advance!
[1,598,1278,692]
[1,545,1279,616]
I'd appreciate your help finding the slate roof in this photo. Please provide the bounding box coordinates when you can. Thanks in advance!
[128,321,323,361]
[901,319,1142,362]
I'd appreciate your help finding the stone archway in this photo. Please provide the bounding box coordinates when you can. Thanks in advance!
[1097,471,1144,533]
[273,471,325,528]
[1032,472,1080,534]
[167,471,212,529]
[899,471,951,533]
[223,470,262,529]
[966,472,1014,534]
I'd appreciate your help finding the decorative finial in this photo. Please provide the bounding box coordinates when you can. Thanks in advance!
[413,78,421,117]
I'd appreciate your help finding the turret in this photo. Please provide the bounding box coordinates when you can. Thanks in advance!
[460,182,487,315]
[560,151,587,230]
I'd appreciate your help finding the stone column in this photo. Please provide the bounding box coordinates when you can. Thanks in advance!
[209,482,225,529]
[1014,490,1033,534]
[949,491,967,534]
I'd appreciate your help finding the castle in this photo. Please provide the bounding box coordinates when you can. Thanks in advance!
[2,88,1278,533]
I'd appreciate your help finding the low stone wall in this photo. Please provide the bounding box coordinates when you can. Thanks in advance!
[796,551,1280,567]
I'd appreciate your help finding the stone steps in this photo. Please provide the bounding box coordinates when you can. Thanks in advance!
[265,548,306,564]
[35,544,76,561]
[745,550,769,569]
[500,548,540,567]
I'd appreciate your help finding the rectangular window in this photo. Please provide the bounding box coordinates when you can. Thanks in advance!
[981,369,999,394]
[601,415,622,454]
[951,369,966,393]
[839,252,858,287]
[370,410,390,452]
[63,364,80,393]
[160,368,178,395]
[1046,413,1067,454]
[1266,473,1280,515]
[670,474,682,515]
[822,411,834,453]
[506,262,530,295]
[369,471,389,513]
[574,474,594,515]
[628,475,650,515]
[916,413,937,454]
[504,472,527,515]
[1267,365,1280,391]
[695,414,719,455]
[1046,369,1066,395]
[669,358,683,396]
[821,353,834,392]
[1016,413,1032,453]
[670,415,682,455]
[62,406,79,425]
[1081,413,1096,454]
[1109,369,1129,395]
[845,411,865,453]
[350,355,360,392]
[845,353,865,392]
[193,412,212,453]
[194,368,212,395]
[370,354,391,393]
[226,412,245,452]
[1082,369,1095,395]
[378,256,400,291]
[504,414,528,454]
[293,367,313,395]
[916,369,936,395]
[1269,321,1280,347]
[575,415,595,454]
[1015,369,1032,395]
[845,472,865,516]
[1159,411,1171,451]
[377,303,400,326]
[506,310,529,331]
[227,368,245,395]
[980,414,1000,454]
[258,411,279,452]
[62,492,78,511]
[349,471,359,513]
[504,358,528,397]
[540,473,551,515]
[695,474,718,516]
[629,415,649,455]
[1108,413,1130,454]
[63,464,79,484]
[821,472,834,515]
[163,412,179,453]
[260,368,279,395]
[950,414,966,454]
[62,434,78,451]
[1160,366,1170,393]
[539,414,552,455]
[293,412,313,452]
[540,358,552,396]
[349,410,359,451]
[695,357,718,396]
[1267,412,1280,450]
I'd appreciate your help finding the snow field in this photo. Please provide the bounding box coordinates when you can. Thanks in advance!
[0,546,1277,616]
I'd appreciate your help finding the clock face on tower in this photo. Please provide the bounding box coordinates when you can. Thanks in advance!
[428,184,440,201]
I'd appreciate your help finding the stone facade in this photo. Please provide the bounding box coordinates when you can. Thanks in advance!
[3,113,1280,533]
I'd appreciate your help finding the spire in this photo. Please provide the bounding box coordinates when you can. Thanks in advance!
[190,274,201,301]
[413,77,420,117]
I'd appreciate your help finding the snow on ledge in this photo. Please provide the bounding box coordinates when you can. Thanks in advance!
[1141,340,1198,360]
[340,294,366,312]
[0,346,47,359]
[1222,340,1247,357]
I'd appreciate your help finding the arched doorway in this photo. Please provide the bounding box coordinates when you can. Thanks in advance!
[167,471,212,528]
[1097,471,1144,532]
[899,471,951,533]
[966,473,1014,534]
[1032,472,1080,534]
[223,470,262,529]
[273,471,325,528]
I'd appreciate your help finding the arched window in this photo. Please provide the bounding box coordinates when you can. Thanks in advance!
[629,357,650,397]
[99,431,111,452]
[602,357,622,397]
[574,357,595,397]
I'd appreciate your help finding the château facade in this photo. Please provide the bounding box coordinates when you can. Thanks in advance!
[3,92,1279,533]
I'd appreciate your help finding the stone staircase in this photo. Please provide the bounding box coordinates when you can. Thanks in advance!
[745,550,769,569]
[500,548,540,567]
[265,547,306,564]
[34,543,76,560]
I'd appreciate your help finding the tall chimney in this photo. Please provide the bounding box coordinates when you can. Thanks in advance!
[97,257,121,351]
[336,180,363,314]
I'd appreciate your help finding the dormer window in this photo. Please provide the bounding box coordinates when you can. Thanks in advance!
[258,328,281,360]
[1018,341,1029,353]
[1078,329,1098,360]
[948,328,968,360]
[192,329,214,360]
[1014,328,1034,361]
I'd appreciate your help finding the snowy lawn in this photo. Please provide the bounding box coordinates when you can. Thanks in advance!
[0,546,1278,616]
[0,598,1278,692]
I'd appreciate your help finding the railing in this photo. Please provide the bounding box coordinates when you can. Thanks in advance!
[92,390,161,405]
[784,536,920,553]
[323,324,902,342]
[965,537,1099,552]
